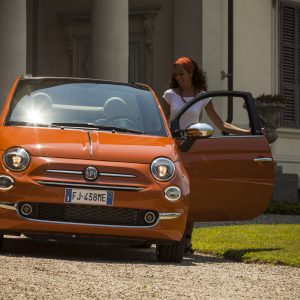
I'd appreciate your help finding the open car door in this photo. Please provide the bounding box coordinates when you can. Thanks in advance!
[170,91,275,222]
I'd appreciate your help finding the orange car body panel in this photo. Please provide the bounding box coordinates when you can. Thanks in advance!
[0,130,189,241]
[0,127,178,163]
[179,136,274,222]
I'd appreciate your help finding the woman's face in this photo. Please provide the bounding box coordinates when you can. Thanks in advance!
[173,65,192,88]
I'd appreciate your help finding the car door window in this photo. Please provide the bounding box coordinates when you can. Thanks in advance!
[201,96,251,136]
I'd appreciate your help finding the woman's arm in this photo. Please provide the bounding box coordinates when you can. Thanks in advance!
[204,101,250,134]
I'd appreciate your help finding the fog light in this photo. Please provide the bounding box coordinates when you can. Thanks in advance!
[20,204,32,216]
[164,186,181,201]
[0,175,14,190]
[144,212,156,224]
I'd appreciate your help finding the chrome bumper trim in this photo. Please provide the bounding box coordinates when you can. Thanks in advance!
[36,180,144,191]
[17,212,181,227]
[16,211,160,229]
[0,203,17,211]
[1,202,181,224]
[46,170,136,178]
[159,212,182,220]
[253,157,273,163]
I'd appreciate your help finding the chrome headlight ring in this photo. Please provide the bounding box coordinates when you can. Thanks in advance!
[150,157,175,181]
[3,147,31,172]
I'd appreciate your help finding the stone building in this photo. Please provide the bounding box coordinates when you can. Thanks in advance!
[0,0,299,198]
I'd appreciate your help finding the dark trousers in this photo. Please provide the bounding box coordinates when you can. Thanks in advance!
[184,221,194,246]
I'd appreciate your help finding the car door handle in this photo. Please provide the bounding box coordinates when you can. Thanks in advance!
[253,157,273,163]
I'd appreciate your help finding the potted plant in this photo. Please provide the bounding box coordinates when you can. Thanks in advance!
[254,94,287,143]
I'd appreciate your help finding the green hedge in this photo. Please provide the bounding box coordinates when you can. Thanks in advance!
[265,201,300,215]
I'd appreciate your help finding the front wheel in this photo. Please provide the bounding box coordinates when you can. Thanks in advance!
[156,239,185,263]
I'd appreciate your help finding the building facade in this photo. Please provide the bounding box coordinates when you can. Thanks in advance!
[0,0,299,191]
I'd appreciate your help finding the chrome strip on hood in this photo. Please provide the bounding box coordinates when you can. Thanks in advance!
[87,131,93,157]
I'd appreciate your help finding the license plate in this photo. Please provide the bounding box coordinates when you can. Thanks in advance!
[64,188,113,206]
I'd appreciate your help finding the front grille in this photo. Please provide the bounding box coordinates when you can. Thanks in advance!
[17,203,158,227]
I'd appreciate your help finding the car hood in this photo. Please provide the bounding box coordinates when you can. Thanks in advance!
[0,127,178,163]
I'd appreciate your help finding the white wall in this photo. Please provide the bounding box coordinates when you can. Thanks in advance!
[202,0,273,116]
[201,0,229,124]
[234,0,273,126]
[202,0,227,91]
[234,0,273,96]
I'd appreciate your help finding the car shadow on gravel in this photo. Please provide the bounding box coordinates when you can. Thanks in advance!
[1,235,227,266]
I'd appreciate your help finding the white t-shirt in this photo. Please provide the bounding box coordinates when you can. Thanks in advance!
[163,89,211,129]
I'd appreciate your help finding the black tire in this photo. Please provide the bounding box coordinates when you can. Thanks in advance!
[0,234,3,251]
[156,239,185,263]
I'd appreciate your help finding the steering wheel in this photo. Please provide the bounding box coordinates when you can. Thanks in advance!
[105,115,141,131]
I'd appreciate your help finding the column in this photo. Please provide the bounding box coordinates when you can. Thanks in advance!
[0,0,27,110]
[91,0,129,82]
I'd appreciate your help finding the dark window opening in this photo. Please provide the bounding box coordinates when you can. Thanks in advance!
[280,0,300,128]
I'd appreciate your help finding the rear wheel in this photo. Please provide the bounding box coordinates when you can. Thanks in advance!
[156,239,185,263]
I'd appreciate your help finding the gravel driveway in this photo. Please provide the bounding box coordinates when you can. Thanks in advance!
[0,214,299,300]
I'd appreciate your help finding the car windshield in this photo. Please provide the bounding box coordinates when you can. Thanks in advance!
[6,78,167,136]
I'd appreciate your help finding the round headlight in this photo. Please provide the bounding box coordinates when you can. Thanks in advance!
[151,157,175,181]
[3,147,31,171]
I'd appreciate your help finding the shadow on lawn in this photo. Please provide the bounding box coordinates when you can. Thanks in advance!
[223,248,281,261]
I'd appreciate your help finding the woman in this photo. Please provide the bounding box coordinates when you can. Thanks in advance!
[161,56,250,254]
[162,56,250,134]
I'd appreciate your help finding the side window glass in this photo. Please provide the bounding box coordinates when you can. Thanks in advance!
[200,96,251,136]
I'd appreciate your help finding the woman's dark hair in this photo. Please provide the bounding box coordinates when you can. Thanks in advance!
[169,57,208,91]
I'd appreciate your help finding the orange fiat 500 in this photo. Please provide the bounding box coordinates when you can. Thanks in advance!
[0,76,274,262]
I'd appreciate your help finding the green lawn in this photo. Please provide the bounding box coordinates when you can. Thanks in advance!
[192,224,300,267]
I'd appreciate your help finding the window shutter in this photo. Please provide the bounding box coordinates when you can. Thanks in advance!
[280,1,300,128]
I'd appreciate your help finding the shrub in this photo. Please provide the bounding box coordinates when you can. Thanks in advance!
[265,201,300,215]
[255,94,287,104]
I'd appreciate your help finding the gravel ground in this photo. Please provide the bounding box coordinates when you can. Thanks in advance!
[0,214,299,300]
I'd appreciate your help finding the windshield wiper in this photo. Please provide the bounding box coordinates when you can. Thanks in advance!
[51,122,95,129]
[51,123,146,134]
[99,125,146,135]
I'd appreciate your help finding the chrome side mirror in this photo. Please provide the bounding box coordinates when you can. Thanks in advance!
[179,123,214,152]
[185,123,214,138]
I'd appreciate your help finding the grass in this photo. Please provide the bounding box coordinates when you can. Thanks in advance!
[192,224,300,267]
